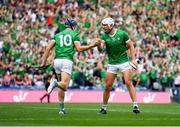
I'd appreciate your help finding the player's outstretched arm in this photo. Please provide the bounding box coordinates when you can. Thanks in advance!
[42,40,55,66]
[74,39,101,52]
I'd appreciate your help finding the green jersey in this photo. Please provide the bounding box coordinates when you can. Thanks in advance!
[53,28,80,61]
[101,29,130,64]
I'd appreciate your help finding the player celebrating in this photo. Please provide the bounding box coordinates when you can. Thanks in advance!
[97,17,140,114]
[42,19,100,114]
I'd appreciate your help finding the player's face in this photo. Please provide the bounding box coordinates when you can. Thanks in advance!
[101,24,113,33]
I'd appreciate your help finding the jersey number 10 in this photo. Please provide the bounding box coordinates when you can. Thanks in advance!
[59,34,72,47]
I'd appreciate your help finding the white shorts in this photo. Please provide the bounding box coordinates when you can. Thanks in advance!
[107,62,132,74]
[53,59,73,75]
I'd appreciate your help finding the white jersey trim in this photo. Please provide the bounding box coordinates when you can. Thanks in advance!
[109,29,117,37]
[74,41,80,43]
[126,39,131,43]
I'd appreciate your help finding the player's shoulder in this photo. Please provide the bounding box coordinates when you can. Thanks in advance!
[116,29,129,38]
[66,29,79,36]
[54,29,65,37]
[71,30,79,36]
[100,32,108,38]
[53,32,60,40]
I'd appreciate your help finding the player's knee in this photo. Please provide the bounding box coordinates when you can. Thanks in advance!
[105,80,113,91]
[58,82,68,91]
[124,80,132,86]
[105,85,112,91]
[105,79,113,86]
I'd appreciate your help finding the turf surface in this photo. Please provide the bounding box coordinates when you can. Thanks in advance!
[0,103,180,126]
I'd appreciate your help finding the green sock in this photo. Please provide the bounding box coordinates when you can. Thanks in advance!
[59,102,64,110]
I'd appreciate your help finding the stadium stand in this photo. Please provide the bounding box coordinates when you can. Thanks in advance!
[0,0,179,92]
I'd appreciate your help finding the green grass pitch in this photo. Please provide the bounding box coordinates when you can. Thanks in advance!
[0,103,180,126]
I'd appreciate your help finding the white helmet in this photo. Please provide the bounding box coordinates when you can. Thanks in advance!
[101,17,114,28]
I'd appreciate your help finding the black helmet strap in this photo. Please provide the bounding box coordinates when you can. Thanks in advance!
[67,19,73,30]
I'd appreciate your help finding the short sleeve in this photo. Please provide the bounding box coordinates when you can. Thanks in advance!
[74,34,80,42]
[100,34,106,43]
[100,35,104,40]
[123,32,130,43]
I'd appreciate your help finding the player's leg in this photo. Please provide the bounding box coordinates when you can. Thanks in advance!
[47,74,58,94]
[57,72,71,114]
[104,72,117,104]
[47,59,63,94]
[122,68,140,114]
[99,64,117,114]
[47,94,50,103]
[99,72,116,114]
[40,94,47,103]
[55,59,73,114]
[47,59,73,114]
[123,69,137,102]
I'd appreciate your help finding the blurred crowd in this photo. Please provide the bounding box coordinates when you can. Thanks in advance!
[0,0,179,91]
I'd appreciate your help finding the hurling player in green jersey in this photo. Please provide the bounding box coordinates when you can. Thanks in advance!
[97,18,140,114]
[42,19,100,114]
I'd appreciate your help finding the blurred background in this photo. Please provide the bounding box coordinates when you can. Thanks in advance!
[0,0,179,102]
